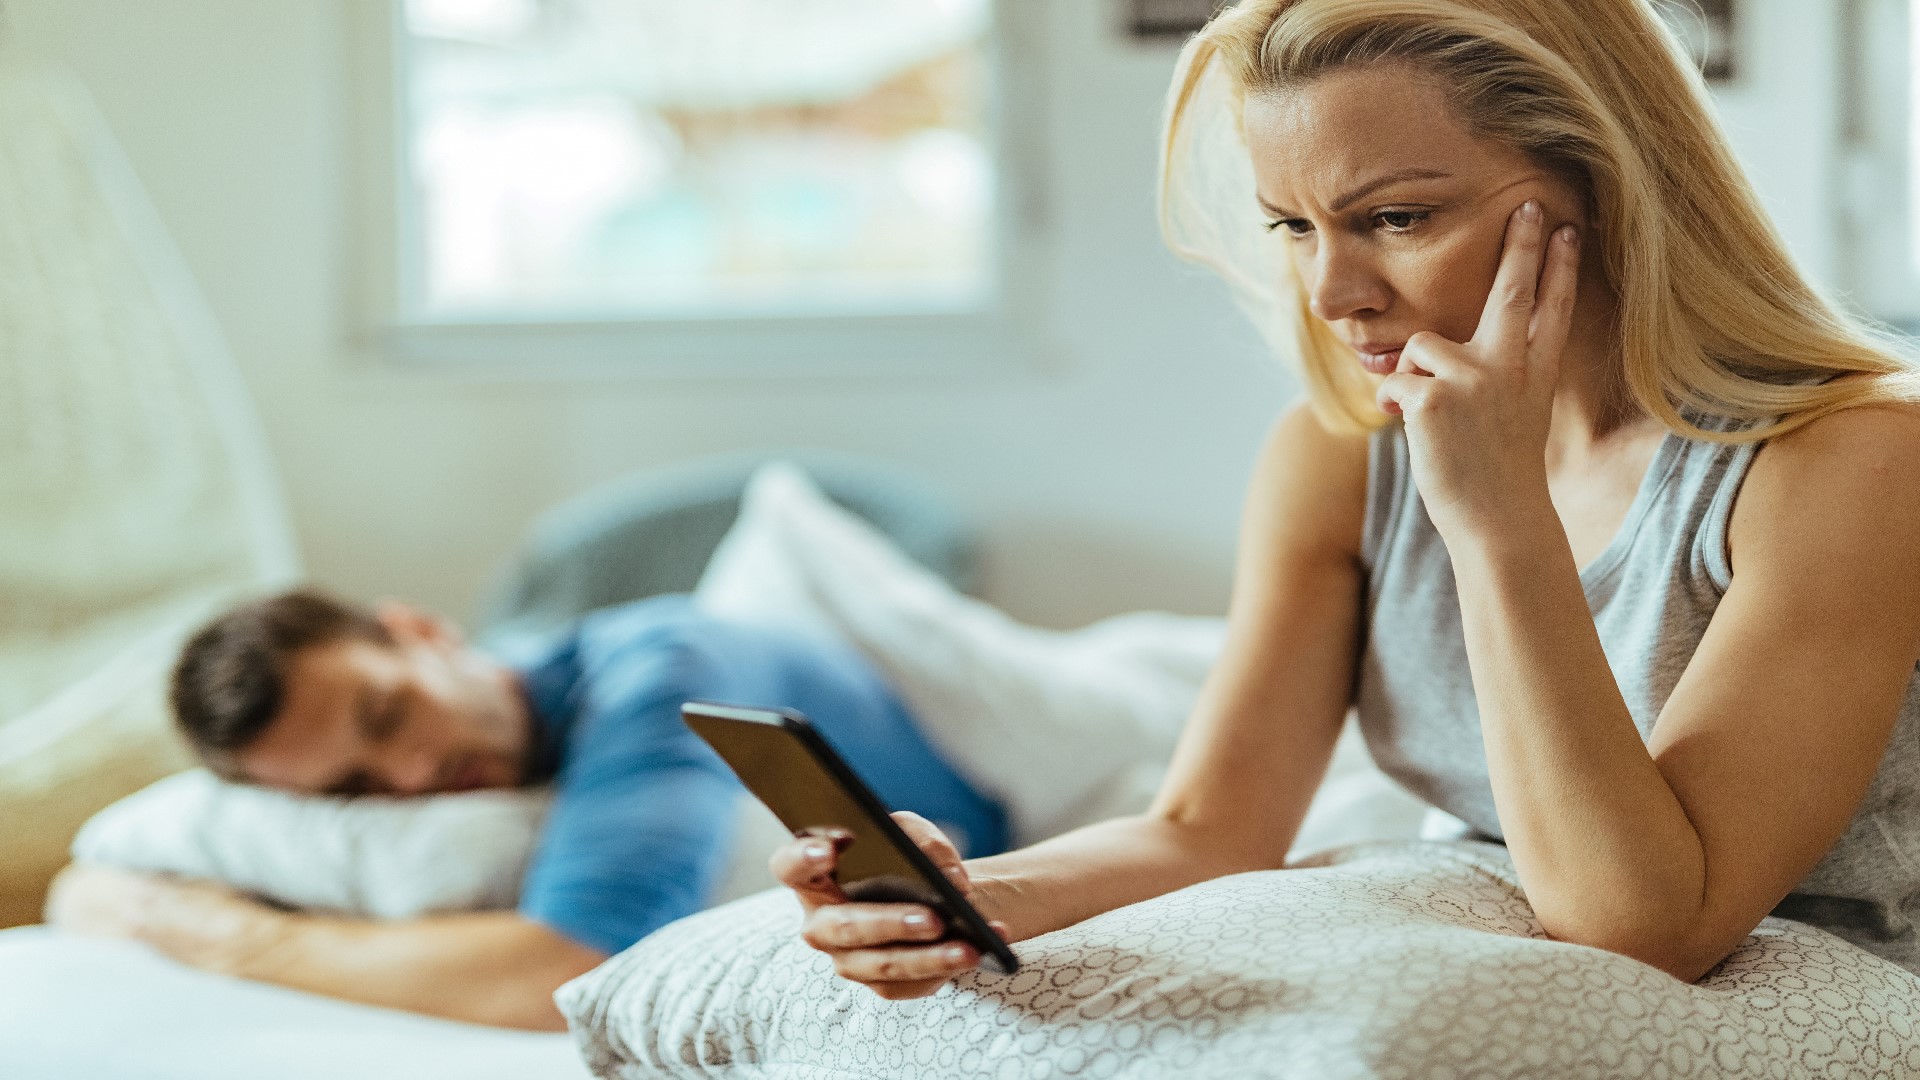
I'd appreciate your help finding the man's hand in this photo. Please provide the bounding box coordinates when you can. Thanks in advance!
[45,863,288,976]
[45,862,604,1030]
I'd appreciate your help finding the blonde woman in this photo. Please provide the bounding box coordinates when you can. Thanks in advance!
[773,0,1920,999]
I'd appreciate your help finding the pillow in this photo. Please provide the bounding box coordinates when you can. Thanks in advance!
[71,771,794,920]
[557,841,1920,1079]
[695,462,1428,847]
[693,463,1220,844]
[72,770,549,918]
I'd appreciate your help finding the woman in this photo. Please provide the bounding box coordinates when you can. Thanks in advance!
[773,0,1920,999]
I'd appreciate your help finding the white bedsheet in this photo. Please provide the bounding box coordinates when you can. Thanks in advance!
[0,927,589,1080]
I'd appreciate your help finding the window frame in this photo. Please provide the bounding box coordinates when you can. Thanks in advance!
[1836,0,1920,329]
[342,0,1050,377]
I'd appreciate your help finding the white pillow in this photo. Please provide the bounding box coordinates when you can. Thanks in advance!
[693,463,1219,843]
[71,770,548,918]
[71,771,793,919]
[559,841,1920,1080]
[695,462,1427,847]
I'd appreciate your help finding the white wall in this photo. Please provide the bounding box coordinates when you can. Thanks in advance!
[2,0,1849,629]
[1709,1,1846,289]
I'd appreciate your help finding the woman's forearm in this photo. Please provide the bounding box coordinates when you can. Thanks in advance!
[965,813,1265,943]
[1448,503,1707,958]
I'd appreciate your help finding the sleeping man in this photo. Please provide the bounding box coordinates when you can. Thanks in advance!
[45,588,1007,1030]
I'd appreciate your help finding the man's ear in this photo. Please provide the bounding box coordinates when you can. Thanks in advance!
[373,600,465,650]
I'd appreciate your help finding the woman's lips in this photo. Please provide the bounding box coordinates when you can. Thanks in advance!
[1357,347,1403,375]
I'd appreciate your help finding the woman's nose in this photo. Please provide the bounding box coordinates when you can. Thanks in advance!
[1305,241,1389,323]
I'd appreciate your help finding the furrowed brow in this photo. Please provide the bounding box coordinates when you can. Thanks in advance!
[1258,167,1454,218]
[1330,168,1450,212]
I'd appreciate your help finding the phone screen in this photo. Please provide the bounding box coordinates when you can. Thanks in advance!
[682,701,1019,973]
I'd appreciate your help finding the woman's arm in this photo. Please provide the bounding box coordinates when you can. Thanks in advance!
[1448,404,1920,981]
[965,401,1371,941]
[774,399,1372,994]
[1376,203,1920,981]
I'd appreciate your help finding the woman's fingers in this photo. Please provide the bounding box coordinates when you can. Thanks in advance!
[1394,348,1431,377]
[1375,370,1434,417]
[1528,225,1581,364]
[774,815,987,998]
[891,811,970,892]
[1471,200,1548,356]
[831,940,981,986]
[802,902,947,951]
[1396,330,1467,378]
[801,900,976,998]
[769,829,853,910]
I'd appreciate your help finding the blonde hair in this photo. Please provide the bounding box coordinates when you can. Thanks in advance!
[1159,0,1920,441]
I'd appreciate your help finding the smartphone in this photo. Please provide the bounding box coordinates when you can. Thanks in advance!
[681,700,1019,975]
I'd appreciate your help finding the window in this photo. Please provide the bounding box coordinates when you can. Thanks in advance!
[1838,0,1920,327]
[355,0,1043,372]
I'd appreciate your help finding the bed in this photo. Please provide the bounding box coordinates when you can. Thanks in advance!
[0,927,588,1080]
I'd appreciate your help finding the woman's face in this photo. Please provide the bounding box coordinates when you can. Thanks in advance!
[1243,62,1592,375]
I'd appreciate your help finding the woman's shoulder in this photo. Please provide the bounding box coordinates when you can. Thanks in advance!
[1245,400,1371,567]
[1732,378,1920,569]
[1751,375,1920,476]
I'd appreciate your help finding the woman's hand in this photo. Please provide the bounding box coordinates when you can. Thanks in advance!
[1374,199,1580,537]
[770,810,1010,1000]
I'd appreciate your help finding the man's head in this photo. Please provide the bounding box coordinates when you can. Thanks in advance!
[171,589,534,796]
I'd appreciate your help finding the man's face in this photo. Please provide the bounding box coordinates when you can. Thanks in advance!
[230,606,533,797]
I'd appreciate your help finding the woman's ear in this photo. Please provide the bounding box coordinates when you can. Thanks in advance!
[373,600,465,650]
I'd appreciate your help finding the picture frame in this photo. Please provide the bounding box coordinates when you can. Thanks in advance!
[1654,0,1737,81]
[1128,0,1736,83]
[1126,0,1223,38]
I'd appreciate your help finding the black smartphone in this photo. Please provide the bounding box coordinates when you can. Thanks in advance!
[681,700,1019,975]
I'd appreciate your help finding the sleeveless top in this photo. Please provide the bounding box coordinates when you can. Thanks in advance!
[1354,408,1920,976]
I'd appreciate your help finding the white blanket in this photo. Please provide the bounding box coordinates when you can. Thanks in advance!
[0,927,588,1080]
[557,840,1920,1079]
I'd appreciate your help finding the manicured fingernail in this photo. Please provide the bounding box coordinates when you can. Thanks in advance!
[904,912,933,930]
[803,843,830,861]
[944,945,969,962]
[943,864,967,882]
[1559,225,1579,245]
[1521,200,1541,222]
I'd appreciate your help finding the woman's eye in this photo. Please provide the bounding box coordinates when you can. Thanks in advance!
[1374,210,1430,232]
[1264,218,1312,237]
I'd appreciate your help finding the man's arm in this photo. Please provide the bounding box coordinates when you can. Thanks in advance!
[46,863,605,1030]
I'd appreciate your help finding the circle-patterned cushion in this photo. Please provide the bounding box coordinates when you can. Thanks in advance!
[557,841,1920,1079]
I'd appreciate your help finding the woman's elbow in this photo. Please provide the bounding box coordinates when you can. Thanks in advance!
[1141,803,1292,876]
[1536,912,1728,983]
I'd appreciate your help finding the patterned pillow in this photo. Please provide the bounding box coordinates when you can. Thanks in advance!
[558,841,1920,1079]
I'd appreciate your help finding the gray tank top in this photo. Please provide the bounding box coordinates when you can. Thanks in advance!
[1355,408,1920,976]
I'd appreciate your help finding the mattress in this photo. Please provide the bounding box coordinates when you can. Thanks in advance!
[0,926,590,1079]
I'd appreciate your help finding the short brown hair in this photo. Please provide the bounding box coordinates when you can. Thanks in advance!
[170,588,391,763]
